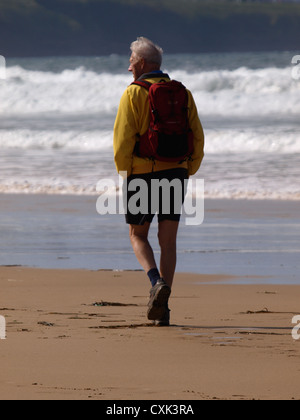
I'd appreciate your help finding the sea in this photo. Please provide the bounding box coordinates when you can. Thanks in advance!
[0,52,300,282]
[1,51,300,198]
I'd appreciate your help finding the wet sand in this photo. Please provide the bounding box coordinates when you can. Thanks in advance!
[0,194,299,284]
[1,267,300,400]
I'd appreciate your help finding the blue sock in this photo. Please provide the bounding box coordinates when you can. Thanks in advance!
[147,268,161,288]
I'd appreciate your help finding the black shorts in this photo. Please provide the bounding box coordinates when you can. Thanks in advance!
[124,168,189,226]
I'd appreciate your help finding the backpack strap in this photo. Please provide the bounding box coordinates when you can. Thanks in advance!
[131,73,170,90]
[138,72,170,80]
[131,80,152,90]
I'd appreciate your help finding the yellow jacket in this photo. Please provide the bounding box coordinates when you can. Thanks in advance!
[114,74,204,177]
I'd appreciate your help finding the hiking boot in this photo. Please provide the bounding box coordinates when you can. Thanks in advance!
[147,279,171,321]
[154,307,171,327]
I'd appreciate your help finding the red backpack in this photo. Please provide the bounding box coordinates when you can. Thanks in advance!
[132,79,194,163]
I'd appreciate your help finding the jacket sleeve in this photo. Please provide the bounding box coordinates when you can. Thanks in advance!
[187,91,205,177]
[113,88,139,177]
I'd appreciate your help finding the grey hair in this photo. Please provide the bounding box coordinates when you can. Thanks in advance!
[130,37,163,67]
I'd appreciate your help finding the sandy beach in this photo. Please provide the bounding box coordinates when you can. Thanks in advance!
[1,267,300,400]
[2,48,300,402]
[0,194,299,400]
[1,194,299,283]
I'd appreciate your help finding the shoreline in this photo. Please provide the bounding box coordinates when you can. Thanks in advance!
[1,267,300,400]
[0,265,277,285]
[0,194,299,283]
[1,191,300,200]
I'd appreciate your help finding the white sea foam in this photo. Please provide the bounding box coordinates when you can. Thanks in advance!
[0,124,299,155]
[0,66,128,115]
[1,54,299,199]
[0,128,113,151]
[1,65,299,117]
[205,128,300,154]
[173,67,300,117]
[1,178,299,200]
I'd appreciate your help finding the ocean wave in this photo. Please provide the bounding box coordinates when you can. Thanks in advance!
[0,129,113,151]
[1,65,299,117]
[1,180,299,200]
[0,182,97,196]
[178,67,300,117]
[1,66,129,115]
[0,126,299,154]
[205,128,300,154]
[1,55,299,201]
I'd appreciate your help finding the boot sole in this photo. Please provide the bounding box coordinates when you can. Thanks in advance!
[147,285,171,321]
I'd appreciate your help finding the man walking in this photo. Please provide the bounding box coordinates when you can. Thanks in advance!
[114,37,204,326]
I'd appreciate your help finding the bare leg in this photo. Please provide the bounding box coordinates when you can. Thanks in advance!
[129,223,157,274]
[158,220,179,289]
